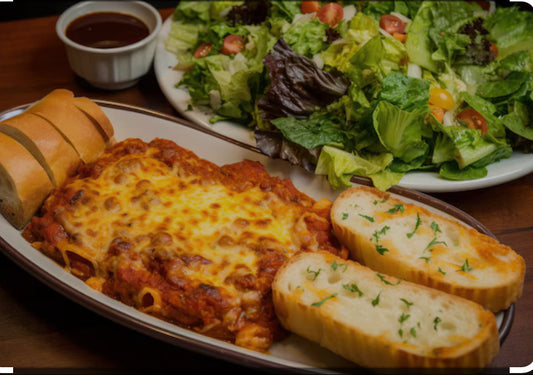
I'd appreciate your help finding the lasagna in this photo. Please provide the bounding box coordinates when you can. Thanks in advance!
[23,138,347,352]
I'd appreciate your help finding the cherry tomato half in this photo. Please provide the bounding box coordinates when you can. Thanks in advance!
[489,41,498,58]
[193,42,212,58]
[380,14,406,35]
[317,3,344,27]
[220,34,245,55]
[301,1,321,14]
[428,88,455,111]
[457,108,488,134]
[430,107,445,123]
[392,32,407,43]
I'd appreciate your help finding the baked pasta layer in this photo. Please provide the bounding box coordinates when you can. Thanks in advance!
[23,138,346,351]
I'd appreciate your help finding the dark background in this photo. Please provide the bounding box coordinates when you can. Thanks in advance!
[0,1,173,22]
[1,0,531,22]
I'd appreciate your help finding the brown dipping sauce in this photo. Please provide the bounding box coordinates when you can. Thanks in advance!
[66,12,150,49]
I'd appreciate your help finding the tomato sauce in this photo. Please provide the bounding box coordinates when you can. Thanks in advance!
[66,12,149,49]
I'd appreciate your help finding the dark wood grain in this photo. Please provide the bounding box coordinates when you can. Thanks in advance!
[0,9,532,374]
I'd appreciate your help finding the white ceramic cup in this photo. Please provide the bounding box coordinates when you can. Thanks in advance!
[56,1,162,90]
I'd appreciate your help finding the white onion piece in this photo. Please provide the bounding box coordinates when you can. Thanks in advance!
[379,28,392,37]
[489,1,496,15]
[218,6,233,18]
[331,37,347,45]
[312,54,324,69]
[209,90,221,111]
[343,5,357,21]
[407,63,422,79]
[390,12,411,24]
[442,109,457,127]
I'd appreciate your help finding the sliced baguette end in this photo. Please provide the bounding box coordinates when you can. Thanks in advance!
[273,251,500,369]
[330,186,525,312]
[0,133,54,229]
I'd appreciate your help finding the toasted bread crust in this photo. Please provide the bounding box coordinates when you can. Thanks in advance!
[330,186,525,312]
[26,89,106,163]
[0,112,80,186]
[0,90,114,229]
[272,251,500,369]
[0,133,54,229]
[73,96,115,144]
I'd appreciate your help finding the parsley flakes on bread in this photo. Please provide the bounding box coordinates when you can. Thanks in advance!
[273,250,500,369]
[330,186,525,312]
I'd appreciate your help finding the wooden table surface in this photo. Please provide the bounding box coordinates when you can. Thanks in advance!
[0,8,532,375]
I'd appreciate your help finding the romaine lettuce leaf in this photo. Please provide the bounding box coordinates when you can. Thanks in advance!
[349,35,406,80]
[369,169,405,191]
[321,13,379,73]
[429,29,471,66]
[436,125,511,170]
[372,101,429,163]
[502,101,533,141]
[363,1,422,21]
[178,23,275,124]
[283,16,329,57]
[485,7,533,59]
[476,71,533,117]
[315,145,395,189]
[405,1,439,72]
[173,1,212,23]
[499,50,533,74]
[432,133,455,165]
[406,1,480,72]
[165,22,206,55]
[460,92,506,139]
[177,58,219,106]
[270,114,346,150]
[439,162,487,180]
[380,72,430,112]
[270,1,301,22]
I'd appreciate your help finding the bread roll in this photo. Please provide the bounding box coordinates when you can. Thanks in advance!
[73,96,115,145]
[0,112,80,186]
[26,89,106,163]
[272,251,500,369]
[330,186,525,312]
[0,133,54,229]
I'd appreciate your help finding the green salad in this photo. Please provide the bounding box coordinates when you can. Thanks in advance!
[165,1,533,190]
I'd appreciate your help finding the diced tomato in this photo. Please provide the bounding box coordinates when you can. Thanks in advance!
[428,88,455,111]
[301,1,321,14]
[457,108,488,134]
[193,42,212,58]
[430,107,445,123]
[380,14,406,35]
[42,221,67,245]
[489,41,498,58]
[317,3,344,27]
[220,34,245,55]
[392,32,407,43]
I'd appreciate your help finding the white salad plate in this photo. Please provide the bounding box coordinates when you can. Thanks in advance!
[154,16,533,193]
[0,102,513,373]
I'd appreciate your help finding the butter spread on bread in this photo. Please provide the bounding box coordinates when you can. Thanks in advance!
[331,186,525,312]
[273,251,499,369]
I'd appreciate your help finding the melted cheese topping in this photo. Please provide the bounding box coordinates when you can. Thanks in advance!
[26,139,343,352]
[58,154,313,292]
